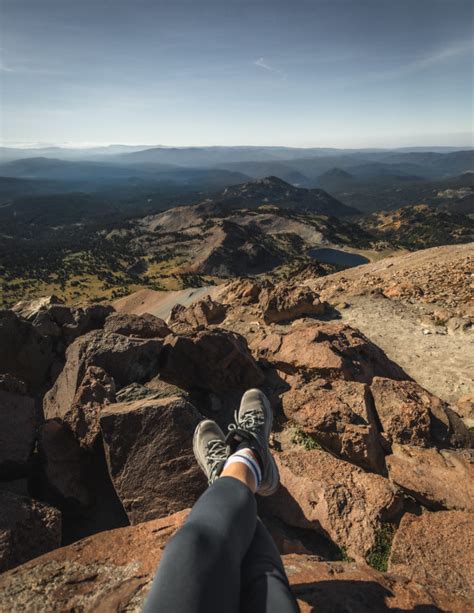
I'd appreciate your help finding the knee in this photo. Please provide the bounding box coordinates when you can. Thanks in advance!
[171,520,227,557]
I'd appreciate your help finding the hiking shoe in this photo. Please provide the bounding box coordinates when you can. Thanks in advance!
[193,419,228,485]
[226,388,280,496]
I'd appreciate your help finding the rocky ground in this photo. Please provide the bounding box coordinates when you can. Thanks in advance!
[0,244,473,612]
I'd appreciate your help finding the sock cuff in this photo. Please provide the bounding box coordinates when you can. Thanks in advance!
[224,451,262,489]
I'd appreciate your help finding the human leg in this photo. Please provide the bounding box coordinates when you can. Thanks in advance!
[240,519,300,613]
[142,421,258,613]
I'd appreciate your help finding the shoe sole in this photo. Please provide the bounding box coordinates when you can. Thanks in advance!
[239,389,280,496]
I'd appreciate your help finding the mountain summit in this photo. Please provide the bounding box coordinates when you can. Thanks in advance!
[216,176,358,216]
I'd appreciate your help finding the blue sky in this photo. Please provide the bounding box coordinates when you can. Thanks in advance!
[1,0,473,148]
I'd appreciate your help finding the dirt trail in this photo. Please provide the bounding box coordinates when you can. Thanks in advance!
[338,296,473,404]
[113,286,220,319]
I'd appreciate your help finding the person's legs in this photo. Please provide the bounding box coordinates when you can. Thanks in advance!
[143,476,258,613]
[240,519,300,613]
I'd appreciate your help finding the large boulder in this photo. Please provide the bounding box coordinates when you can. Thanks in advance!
[13,297,114,346]
[252,322,408,383]
[0,490,61,572]
[386,444,474,511]
[167,296,227,330]
[287,556,469,613]
[0,310,54,393]
[160,328,264,394]
[388,511,474,600]
[371,377,471,448]
[218,278,262,305]
[281,379,385,473]
[103,312,170,338]
[0,377,36,479]
[100,396,206,524]
[0,509,468,612]
[259,283,326,323]
[43,330,163,422]
[266,449,401,561]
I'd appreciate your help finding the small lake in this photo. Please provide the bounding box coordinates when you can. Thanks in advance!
[308,248,370,267]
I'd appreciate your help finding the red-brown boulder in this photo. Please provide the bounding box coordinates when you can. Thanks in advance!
[104,312,170,338]
[0,490,61,572]
[160,328,264,394]
[266,449,401,561]
[371,377,471,448]
[281,380,385,473]
[252,321,408,384]
[43,330,163,422]
[0,509,468,612]
[386,444,474,511]
[388,510,474,600]
[260,283,326,323]
[100,396,206,523]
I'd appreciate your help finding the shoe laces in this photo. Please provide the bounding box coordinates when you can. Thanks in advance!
[228,407,265,436]
[206,438,227,483]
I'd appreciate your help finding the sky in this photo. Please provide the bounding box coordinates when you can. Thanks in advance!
[0,0,473,148]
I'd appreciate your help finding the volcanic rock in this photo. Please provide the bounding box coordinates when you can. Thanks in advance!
[104,312,170,338]
[43,330,162,421]
[160,328,264,394]
[0,510,467,612]
[281,380,385,473]
[62,366,116,449]
[266,449,401,561]
[13,297,114,346]
[0,383,35,479]
[0,490,61,573]
[167,295,227,329]
[218,278,262,305]
[388,510,474,599]
[0,310,54,393]
[260,283,326,323]
[386,444,474,511]
[252,321,408,383]
[100,396,206,523]
[371,377,471,448]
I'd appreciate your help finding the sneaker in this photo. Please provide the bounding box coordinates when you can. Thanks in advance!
[226,388,280,496]
[193,419,228,485]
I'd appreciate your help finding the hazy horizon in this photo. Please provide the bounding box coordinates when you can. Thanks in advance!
[1,0,473,148]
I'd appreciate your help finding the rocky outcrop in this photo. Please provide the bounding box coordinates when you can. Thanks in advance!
[281,380,385,473]
[160,328,263,394]
[103,312,170,338]
[388,511,474,600]
[100,396,206,523]
[252,321,408,383]
[371,377,471,448]
[259,283,326,323]
[218,278,262,305]
[0,509,468,613]
[0,380,35,479]
[62,366,116,449]
[0,490,61,573]
[386,444,474,511]
[0,310,54,393]
[167,296,227,330]
[43,330,163,422]
[266,449,401,561]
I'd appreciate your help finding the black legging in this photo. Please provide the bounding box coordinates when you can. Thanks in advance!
[142,476,300,612]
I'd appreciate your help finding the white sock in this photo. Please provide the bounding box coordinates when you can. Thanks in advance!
[223,448,262,490]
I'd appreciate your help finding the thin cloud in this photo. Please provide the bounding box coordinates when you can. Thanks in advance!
[253,57,286,78]
[373,39,473,81]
